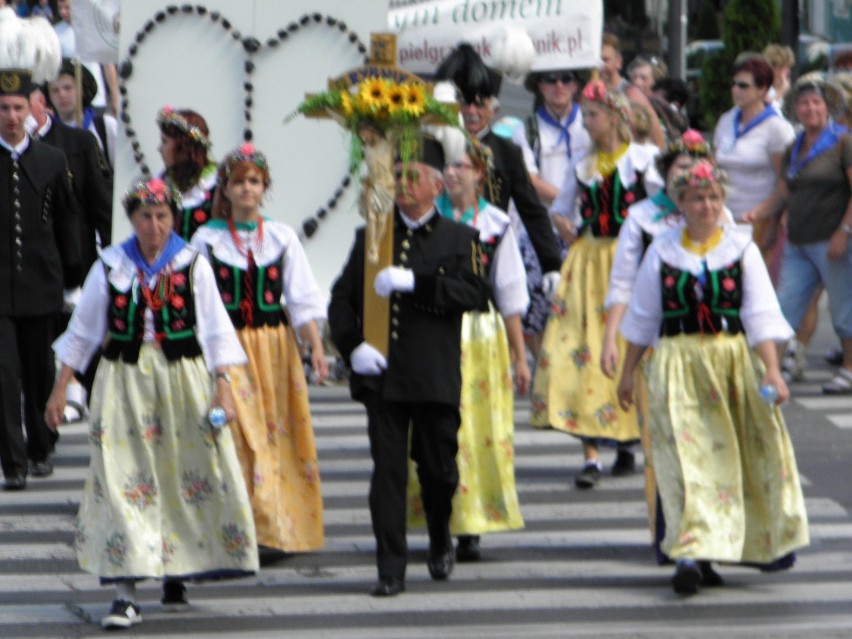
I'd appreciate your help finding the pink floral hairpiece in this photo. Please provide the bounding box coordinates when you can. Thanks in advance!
[666,128,712,158]
[218,141,270,183]
[156,106,211,148]
[672,159,727,193]
[123,176,182,211]
[581,80,631,125]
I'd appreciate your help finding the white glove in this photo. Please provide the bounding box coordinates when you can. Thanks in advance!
[374,266,415,299]
[350,341,388,376]
[63,287,83,313]
[541,271,561,301]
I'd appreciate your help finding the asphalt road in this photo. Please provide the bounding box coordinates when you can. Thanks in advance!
[1,299,851,639]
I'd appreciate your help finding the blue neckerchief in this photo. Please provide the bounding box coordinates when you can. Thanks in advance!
[733,104,778,140]
[537,103,581,159]
[121,231,187,279]
[435,192,488,226]
[650,190,678,222]
[787,121,848,179]
[81,107,96,132]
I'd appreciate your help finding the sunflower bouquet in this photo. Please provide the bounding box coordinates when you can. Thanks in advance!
[295,76,458,174]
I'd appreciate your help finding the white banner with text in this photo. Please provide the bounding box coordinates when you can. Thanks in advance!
[388,0,603,75]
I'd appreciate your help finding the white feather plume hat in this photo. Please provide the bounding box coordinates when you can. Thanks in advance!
[0,7,61,96]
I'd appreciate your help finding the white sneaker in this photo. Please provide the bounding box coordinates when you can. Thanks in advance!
[101,599,142,629]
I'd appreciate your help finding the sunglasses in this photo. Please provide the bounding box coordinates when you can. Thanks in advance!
[731,81,755,90]
[541,73,576,85]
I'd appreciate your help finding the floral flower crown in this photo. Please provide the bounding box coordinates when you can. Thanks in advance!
[123,177,182,211]
[156,106,210,148]
[671,159,727,193]
[581,80,631,125]
[666,128,712,158]
[218,142,269,183]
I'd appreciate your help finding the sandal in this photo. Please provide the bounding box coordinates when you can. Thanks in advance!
[822,367,852,395]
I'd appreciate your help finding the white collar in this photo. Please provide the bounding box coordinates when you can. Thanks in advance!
[0,133,30,158]
[399,207,437,229]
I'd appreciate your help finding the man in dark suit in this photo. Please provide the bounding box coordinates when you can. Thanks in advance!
[328,138,490,597]
[28,84,112,412]
[0,68,82,490]
[435,44,563,284]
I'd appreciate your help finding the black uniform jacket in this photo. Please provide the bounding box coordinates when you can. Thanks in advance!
[480,130,562,272]
[0,139,82,316]
[329,209,490,406]
[40,118,113,269]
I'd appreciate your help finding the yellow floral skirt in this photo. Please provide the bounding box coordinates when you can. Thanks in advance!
[229,324,324,552]
[76,346,258,579]
[408,307,524,535]
[649,333,809,564]
[530,234,639,442]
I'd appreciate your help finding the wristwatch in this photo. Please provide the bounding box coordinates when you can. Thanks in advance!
[214,371,232,383]
[841,223,852,235]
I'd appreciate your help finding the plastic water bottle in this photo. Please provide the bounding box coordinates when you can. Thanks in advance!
[207,406,228,429]
[759,384,778,406]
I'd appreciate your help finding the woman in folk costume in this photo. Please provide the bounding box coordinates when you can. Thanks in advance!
[190,143,327,553]
[601,130,723,533]
[45,177,258,629]
[157,106,218,240]
[617,160,809,596]
[407,134,530,561]
[530,80,662,489]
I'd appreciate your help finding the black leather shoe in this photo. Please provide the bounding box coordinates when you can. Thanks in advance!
[698,561,724,587]
[2,476,27,491]
[672,561,701,595]
[427,548,455,580]
[611,449,636,476]
[370,577,405,597]
[29,460,53,478]
[456,535,481,562]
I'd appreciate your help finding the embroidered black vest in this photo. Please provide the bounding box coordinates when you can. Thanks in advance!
[176,194,214,241]
[210,250,287,329]
[477,232,503,281]
[579,171,647,238]
[102,256,203,363]
[659,258,744,337]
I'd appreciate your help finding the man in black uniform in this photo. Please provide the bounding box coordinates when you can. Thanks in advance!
[435,44,563,287]
[0,67,82,490]
[28,83,112,411]
[328,138,489,596]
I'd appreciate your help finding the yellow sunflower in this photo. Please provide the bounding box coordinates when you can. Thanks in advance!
[386,83,406,115]
[402,83,427,117]
[357,77,389,113]
[339,91,354,117]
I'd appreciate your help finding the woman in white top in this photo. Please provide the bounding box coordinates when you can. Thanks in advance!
[617,160,808,595]
[714,56,795,222]
[44,177,258,629]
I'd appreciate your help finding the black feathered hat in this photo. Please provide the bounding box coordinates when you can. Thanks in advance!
[434,43,502,104]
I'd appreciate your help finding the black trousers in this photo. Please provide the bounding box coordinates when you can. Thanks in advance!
[361,391,461,581]
[0,314,58,478]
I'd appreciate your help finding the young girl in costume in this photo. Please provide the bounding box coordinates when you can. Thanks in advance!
[530,80,662,489]
[190,143,327,553]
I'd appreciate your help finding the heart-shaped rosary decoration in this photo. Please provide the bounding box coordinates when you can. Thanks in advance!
[118,5,370,239]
